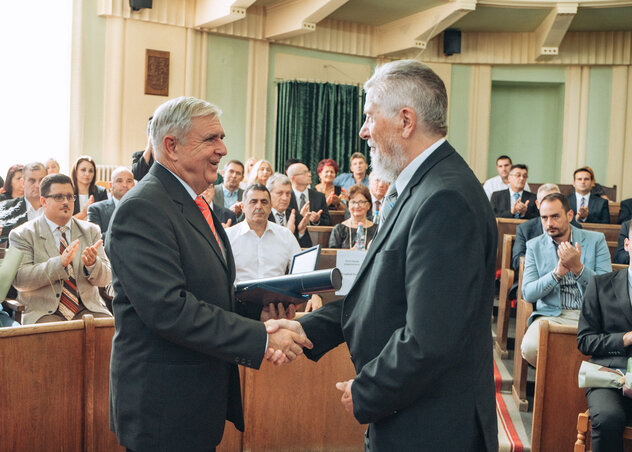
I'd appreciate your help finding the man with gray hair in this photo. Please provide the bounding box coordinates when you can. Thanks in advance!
[286,60,498,450]
[107,96,312,451]
[266,172,312,248]
[88,166,135,242]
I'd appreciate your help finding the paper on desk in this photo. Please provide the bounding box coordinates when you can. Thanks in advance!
[335,250,366,296]
[0,247,23,301]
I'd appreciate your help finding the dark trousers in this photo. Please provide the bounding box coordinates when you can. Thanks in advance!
[587,387,632,452]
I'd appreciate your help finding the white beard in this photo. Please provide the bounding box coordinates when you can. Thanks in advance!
[369,136,408,183]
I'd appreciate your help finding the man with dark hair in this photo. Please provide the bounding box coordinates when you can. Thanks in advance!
[483,155,530,200]
[618,198,632,224]
[334,152,369,190]
[578,224,632,452]
[131,116,154,181]
[521,192,611,366]
[0,161,47,247]
[568,167,610,224]
[8,173,111,324]
[213,160,244,214]
[490,164,538,219]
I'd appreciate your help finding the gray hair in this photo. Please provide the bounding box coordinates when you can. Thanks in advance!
[150,97,222,156]
[536,183,560,203]
[364,59,448,136]
[266,172,291,192]
[24,161,46,174]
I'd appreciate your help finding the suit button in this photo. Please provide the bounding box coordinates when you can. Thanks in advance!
[48,311,53,314]
[56,294,60,298]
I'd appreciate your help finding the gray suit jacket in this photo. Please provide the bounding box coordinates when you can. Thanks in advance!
[299,141,498,451]
[8,215,111,324]
[88,198,116,241]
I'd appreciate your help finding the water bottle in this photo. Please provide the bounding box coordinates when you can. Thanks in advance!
[355,223,365,250]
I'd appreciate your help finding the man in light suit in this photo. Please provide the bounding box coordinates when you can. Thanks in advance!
[9,173,112,324]
[287,162,331,226]
[521,193,611,366]
[578,225,632,452]
[107,97,311,452]
[490,164,539,219]
[285,60,498,450]
[568,167,610,224]
[88,167,135,242]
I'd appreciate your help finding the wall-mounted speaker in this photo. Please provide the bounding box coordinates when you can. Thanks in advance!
[129,0,152,11]
[443,29,461,56]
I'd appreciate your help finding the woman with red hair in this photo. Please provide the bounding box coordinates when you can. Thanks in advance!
[314,158,346,210]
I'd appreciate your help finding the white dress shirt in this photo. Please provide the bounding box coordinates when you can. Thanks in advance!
[24,198,43,221]
[483,175,531,200]
[225,220,301,283]
[575,192,590,222]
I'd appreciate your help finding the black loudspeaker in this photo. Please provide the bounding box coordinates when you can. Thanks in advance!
[129,0,152,11]
[443,29,461,56]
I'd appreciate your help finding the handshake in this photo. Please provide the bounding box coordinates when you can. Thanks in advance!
[264,318,313,365]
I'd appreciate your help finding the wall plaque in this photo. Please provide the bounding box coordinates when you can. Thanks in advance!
[145,49,170,96]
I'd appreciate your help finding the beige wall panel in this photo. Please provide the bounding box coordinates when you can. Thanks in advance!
[275,53,372,84]
[467,65,492,181]
[245,40,270,160]
[210,5,264,40]
[607,66,629,199]
[561,66,590,184]
[102,17,126,166]
[621,70,632,200]
[70,0,85,164]
[185,28,208,99]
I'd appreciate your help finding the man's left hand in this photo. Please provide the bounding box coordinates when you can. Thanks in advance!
[335,379,354,414]
[308,209,323,224]
[558,241,583,275]
[81,239,103,267]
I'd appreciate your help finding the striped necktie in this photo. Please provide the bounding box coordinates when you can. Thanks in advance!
[379,185,398,230]
[195,196,221,247]
[58,226,81,320]
[299,193,307,211]
[513,192,521,218]
[276,211,286,227]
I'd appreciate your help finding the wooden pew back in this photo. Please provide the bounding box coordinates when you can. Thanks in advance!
[529,183,617,202]
[308,225,333,249]
[583,222,621,241]
[329,210,346,226]
[496,218,526,271]
[495,234,516,358]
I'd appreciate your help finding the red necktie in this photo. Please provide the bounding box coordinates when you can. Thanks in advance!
[195,196,221,247]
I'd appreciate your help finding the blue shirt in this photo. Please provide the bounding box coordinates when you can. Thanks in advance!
[222,185,239,209]
[333,173,369,190]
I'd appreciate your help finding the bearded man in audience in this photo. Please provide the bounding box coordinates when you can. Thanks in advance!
[521,192,611,367]
[267,173,312,248]
[578,224,632,452]
[88,167,135,241]
[490,164,538,219]
[287,162,330,226]
[9,173,111,324]
[0,161,47,246]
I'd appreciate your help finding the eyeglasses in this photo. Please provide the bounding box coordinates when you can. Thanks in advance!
[45,194,77,202]
[349,200,369,207]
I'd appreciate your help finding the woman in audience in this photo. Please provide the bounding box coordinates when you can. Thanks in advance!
[329,184,377,249]
[246,159,273,187]
[0,164,25,201]
[314,158,346,210]
[241,157,258,189]
[45,158,61,174]
[71,156,108,220]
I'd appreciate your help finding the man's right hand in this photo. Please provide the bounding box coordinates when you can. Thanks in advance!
[576,205,589,221]
[61,239,80,268]
[230,202,243,217]
[264,319,313,364]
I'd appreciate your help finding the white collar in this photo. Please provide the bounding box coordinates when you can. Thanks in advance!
[157,162,197,200]
[395,137,445,196]
[235,219,276,237]
[45,216,72,234]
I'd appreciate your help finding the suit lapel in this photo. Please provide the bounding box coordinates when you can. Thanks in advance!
[70,219,86,272]
[37,216,60,259]
[613,269,632,326]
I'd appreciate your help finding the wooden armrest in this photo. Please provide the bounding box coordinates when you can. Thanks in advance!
[2,299,25,312]
[575,410,590,452]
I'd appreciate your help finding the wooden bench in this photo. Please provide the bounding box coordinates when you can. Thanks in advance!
[308,225,333,248]
[494,234,516,359]
[329,210,346,226]
[575,410,632,451]
[583,222,621,241]
[512,257,532,411]
[610,202,621,224]
[496,218,526,271]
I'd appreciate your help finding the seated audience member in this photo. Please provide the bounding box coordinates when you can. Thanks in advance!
[240,157,258,189]
[9,173,112,324]
[131,116,154,181]
[88,167,135,241]
[490,164,538,219]
[225,184,321,312]
[0,162,47,246]
[575,165,611,201]
[247,159,273,187]
[329,184,377,249]
[283,158,301,175]
[483,155,531,200]
[287,162,330,226]
[45,158,61,174]
[568,167,610,224]
[367,172,389,222]
[0,164,24,201]
[202,184,236,227]
[521,193,611,366]
[213,160,244,216]
[512,183,582,271]
[614,220,630,265]
[618,198,632,224]
[333,152,369,190]
[71,156,108,220]
[266,173,312,248]
[577,227,632,452]
[314,158,346,210]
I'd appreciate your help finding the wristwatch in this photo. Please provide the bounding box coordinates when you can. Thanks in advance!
[552,271,562,282]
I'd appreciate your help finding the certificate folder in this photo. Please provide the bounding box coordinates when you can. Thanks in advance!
[235,268,342,305]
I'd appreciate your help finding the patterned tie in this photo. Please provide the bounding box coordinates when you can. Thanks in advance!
[374,199,381,222]
[379,185,398,229]
[58,226,80,321]
[299,193,307,211]
[195,196,221,247]
[276,211,286,227]
[513,192,521,218]
[580,196,586,209]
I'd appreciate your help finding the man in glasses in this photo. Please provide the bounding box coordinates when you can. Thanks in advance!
[8,173,112,324]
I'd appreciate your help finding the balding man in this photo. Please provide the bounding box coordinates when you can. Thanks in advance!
[287,162,330,226]
[107,96,311,451]
[88,167,135,242]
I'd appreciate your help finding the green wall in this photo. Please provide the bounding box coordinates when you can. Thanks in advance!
[207,34,250,164]
[448,65,470,159]
[585,67,612,183]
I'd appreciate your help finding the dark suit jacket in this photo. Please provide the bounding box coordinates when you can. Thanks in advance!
[615,220,630,265]
[212,203,237,225]
[0,196,27,246]
[289,188,331,226]
[107,163,267,450]
[87,198,116,242]
[212,185,243,209]
[299,141,498,451]
[131,149,154,181]
[490,188,538,219]
[578,269,632,369]
[73,185,108,215]
[267,210,313,248]
[619,198,632,224]
[568,193,610,224]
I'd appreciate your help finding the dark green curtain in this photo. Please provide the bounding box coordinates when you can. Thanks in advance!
[275,81,369,180]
